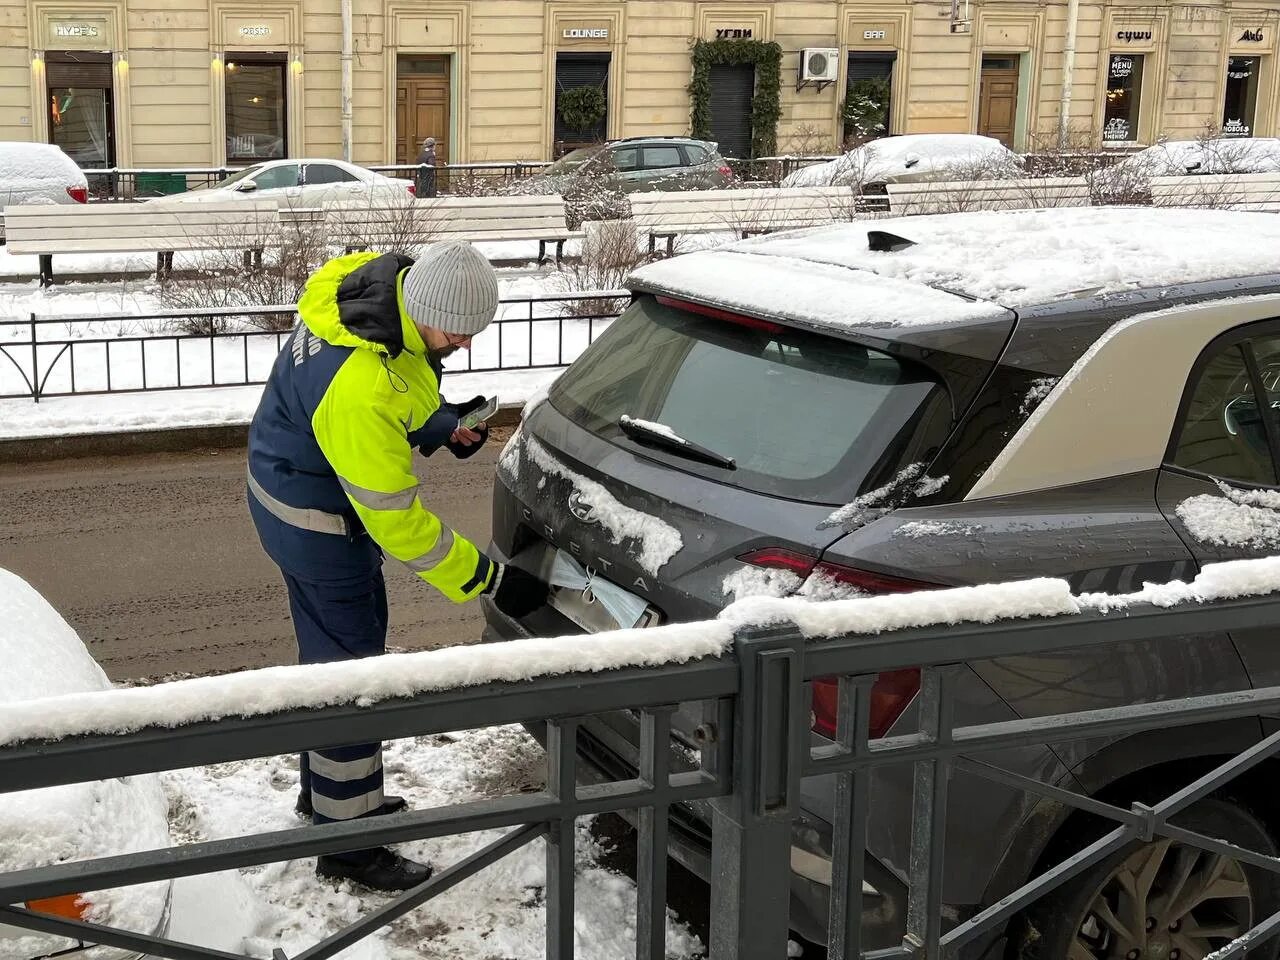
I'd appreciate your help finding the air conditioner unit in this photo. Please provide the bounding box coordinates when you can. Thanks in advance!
[801,48,839,83]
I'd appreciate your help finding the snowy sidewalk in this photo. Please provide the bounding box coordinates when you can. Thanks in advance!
[0,368,561,441]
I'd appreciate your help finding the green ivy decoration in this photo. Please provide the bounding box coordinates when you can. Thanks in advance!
[558,85,608,134]
[843,76,891,141]
[688,38,783,158]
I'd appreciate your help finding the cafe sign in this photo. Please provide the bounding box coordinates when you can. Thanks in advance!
[46,17,112,48]
[714,27,754,39]
[1110,55,1135,79]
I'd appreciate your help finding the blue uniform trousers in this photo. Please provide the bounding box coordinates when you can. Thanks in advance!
[284,570,389,863]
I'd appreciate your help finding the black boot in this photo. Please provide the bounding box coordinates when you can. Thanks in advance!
[316,847,433,892]
[295,793,407,819]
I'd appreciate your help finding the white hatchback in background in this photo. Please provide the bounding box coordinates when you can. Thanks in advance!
[781,133,1023,188]
[1108,137,1280,177]
[0,566,173,960]
[151,158,416,209]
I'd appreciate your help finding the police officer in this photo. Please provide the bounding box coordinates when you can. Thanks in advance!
[246,241,549,891]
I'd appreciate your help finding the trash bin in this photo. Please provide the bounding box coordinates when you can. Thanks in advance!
[134,172,187,199]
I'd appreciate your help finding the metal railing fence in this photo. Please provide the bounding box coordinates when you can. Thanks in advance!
[3,587,1280,958]
[0,291,629,402]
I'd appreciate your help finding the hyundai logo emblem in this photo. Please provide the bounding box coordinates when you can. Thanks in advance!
[568,490,595,523]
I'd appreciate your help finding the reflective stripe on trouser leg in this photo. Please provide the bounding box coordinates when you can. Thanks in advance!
[309,742,385,824]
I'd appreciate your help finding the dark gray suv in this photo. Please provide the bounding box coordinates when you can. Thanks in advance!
[483,207,1280,957]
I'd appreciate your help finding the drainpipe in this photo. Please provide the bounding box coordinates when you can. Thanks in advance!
[341,0,353,162]
[1058,0,1080,148]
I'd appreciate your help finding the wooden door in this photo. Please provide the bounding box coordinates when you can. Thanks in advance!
[978,64,1018,149]
[395,77,450,166]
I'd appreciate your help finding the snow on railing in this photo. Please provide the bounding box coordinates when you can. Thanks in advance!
[4,556,1280,747]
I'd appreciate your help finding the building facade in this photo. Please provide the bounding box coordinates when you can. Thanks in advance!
[2,0,1279,170]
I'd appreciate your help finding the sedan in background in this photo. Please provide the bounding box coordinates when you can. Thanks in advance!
[151,159,415,208]
[781,133,1022,189]
[0,566,173,960]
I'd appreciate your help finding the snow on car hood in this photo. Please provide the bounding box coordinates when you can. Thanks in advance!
[0,568,170,958]
[1118,138,1280,177]
[782,134,1020,188]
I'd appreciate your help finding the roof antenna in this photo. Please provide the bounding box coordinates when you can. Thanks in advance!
[867,230,916,253]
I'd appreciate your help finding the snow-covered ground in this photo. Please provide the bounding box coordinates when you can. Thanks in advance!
[164,728,703,960]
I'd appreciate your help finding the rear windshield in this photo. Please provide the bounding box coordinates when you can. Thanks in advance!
[549,296,951,503]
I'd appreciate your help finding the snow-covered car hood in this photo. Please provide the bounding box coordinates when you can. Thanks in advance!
[1112,138,1280,177]
[782,134,1022,188]
[0,143,86,207]
[0,567,171,960]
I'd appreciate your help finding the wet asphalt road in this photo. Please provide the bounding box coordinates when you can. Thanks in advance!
[0,436,505,682]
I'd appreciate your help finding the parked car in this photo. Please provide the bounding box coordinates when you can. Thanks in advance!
[151,159,415,208]
[0,143,88,235]
[521,137,733,196]
[486,206,1280,955]
[782,133,1022,190]
[0,566,172,960]
[1110,137,1280,178]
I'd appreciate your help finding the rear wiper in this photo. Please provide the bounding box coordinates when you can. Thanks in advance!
[619,415,736,470]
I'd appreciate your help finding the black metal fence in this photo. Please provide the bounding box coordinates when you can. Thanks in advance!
[0,291,628,402]
[3,585,1280,960]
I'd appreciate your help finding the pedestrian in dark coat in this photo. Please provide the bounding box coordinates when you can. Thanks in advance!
[415,137,438,198]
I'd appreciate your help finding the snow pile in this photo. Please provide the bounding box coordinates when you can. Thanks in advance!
[723,566,804,602]
[1020,377,1059,416]
[1177,483,1280,548]
[781,134,1020,188]
[628,251,1008,332]
[620,414,684,443]
[524,436,683,575]
[731,208,1280,309]
[163,726,703,960]
[1079,556,1280,613]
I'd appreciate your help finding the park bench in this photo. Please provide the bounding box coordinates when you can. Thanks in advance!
[325,194,581,264]
[3,201,281,286]
[886,177,1092,216]
[626,186,865,255]
[1150,172,1280,212]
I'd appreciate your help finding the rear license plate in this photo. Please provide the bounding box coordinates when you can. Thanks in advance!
[546,550,662,633]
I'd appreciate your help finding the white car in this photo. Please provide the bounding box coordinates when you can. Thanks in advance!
[0,142,89,208]
[1108,137,1280,178]
[152,158,416,208]
[0,567,172,960]
[782,133,1022,189]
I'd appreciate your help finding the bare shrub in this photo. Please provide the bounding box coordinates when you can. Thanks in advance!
[339,197,442,259]
[553,219,648,315]
[157,206,330,334]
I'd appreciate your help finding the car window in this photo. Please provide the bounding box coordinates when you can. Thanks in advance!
[1172,342,1277,485]
[304,164,358,186]
[642,145,685,170]
[682,144,710,165]
[549,296,950,502]
[249,164,299,190]
[608,147,640,172]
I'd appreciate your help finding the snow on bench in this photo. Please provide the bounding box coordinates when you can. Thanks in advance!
[3,200,282,286]
[1150,172,1280,212]
[886,177,1092,216]
[325,194,581,264]
[626,186,866,255]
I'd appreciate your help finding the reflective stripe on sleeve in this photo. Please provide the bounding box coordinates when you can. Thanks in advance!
[402,527,456,573]
[337,476,418,512]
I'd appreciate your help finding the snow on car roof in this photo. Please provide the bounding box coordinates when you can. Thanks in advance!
[627,249,1010,332]
[628,208,1280,324]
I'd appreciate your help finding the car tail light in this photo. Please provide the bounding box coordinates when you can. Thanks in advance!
[656,295,783,334]
[25,894,89,920]
[407,184,416,197]
[740,548,942,739]
[66,186,87,204]
[718,165,733,177]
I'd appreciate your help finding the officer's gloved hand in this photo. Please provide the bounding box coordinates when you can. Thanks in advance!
[485,563,551,619]
[445,395,491,460]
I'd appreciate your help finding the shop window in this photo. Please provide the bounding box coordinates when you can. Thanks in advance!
[1223,57,1261,138]
[1103,54,1143,142]
[46,52,114,168]
[554,52,610,154]
[225,57,287,162]
[845,52,895,144]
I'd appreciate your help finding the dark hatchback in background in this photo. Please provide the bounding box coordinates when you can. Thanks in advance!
[484,208,1280,958]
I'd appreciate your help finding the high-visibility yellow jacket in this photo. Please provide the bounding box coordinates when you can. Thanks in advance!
[246,252,494,601]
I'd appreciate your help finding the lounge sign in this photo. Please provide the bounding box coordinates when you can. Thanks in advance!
[560,21,611,44]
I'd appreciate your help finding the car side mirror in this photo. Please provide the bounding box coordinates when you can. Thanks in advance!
[904,158,920,169]
[235,180,258,193]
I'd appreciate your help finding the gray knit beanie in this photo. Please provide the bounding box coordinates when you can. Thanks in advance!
[400,241,499,336]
